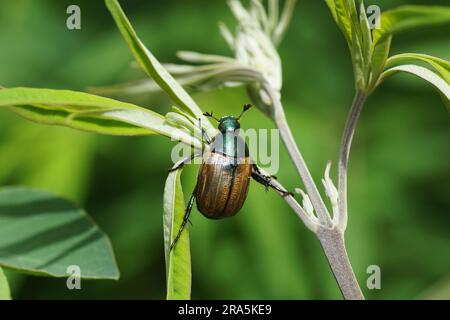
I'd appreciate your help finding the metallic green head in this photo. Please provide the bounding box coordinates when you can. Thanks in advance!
[218,116,240,133]
[204,104,252,134]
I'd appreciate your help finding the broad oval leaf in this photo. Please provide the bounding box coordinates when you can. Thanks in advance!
[0,267,11,300]
[0,186,119,279]
[104,0,215,134]
[163,169,191,300]
[0,87,202,149]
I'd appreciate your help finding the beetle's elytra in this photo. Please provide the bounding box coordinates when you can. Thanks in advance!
[196,151,252,219]
[169,104,292,250]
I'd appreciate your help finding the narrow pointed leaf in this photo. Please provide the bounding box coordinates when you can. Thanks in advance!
[0,186,119,279]
[104,0,214,133]
[218,22,235,49]
[177,51,235,64]
[273,0,297,46]
[89,79,162,96]
[0,87,202,149]
[369,35,392,91]
[380,64,450,104]
[386,53,450,83]
[268,0,279,34]
[325,0,338,22]
[369,5,450,91]
[333,0,353,47]
[359,1,372,65]
[373,5,450,46]
[163,169,191,300]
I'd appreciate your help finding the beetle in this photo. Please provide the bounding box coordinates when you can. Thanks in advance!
[168,104,293,250]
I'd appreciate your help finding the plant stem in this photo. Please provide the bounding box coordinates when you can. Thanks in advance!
[316,227,364,300]
[258,167,318,232]
[262,83,332,227]
[261,82,365,299]
[337,91,367,230]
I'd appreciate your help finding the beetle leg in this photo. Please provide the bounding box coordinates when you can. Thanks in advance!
[251,164,294,198]
[170,193,196,251]
[198,118,212,145]
[168,152,201,172]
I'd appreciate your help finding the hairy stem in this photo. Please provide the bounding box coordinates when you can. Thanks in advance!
[261,82,364,299]
[262,83,332,227]
[317,227,364,300]
[258,167,318,232]
[338,91,367,230]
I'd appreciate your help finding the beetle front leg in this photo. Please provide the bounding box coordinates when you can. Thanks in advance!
[198,118,212,145]
[168,152,201,172]
[170,192,196,251]
[251,164,294,198]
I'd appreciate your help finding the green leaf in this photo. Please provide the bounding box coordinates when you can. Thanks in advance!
[359,1,372,65]
[0,267,11,300]
[330,0,353,47]
[163,169,191,300]
[0,87,202,149]
[104,0,215,133]
[325,0,338,21]
[369,35,392,91]
[385,53,450,84]
[369,5,450,91]
[380,64,450,106]
[373,5,450,46]
[326,1,368,89]
[0,186,119,279]
[351,20,365,89]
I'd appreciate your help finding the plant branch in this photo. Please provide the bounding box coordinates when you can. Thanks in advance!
[337,91,367,230]
[261,82,332,227]
[260,81,365,300]
[258,167,318,232]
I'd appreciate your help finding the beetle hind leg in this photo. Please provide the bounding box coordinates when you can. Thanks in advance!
[170,193,196,251]
[251,164,294,198]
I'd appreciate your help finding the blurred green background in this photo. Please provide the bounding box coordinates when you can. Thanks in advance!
[0,0,449,299]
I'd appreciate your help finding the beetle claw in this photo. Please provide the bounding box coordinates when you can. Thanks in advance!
[280,191,294,198]
[168,162,185,172]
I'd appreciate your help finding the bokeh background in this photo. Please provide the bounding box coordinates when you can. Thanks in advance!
[0,0,449,299]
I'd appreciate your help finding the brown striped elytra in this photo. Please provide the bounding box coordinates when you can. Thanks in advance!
[195,152,252,219]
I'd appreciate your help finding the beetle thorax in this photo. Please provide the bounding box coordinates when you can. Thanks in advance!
[218,116,240,133]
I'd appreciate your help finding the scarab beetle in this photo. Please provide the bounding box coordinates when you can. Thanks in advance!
[168,104,292,249]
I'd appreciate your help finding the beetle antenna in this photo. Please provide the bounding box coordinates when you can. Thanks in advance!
[237,104,252,120]
[203,112,220,122]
